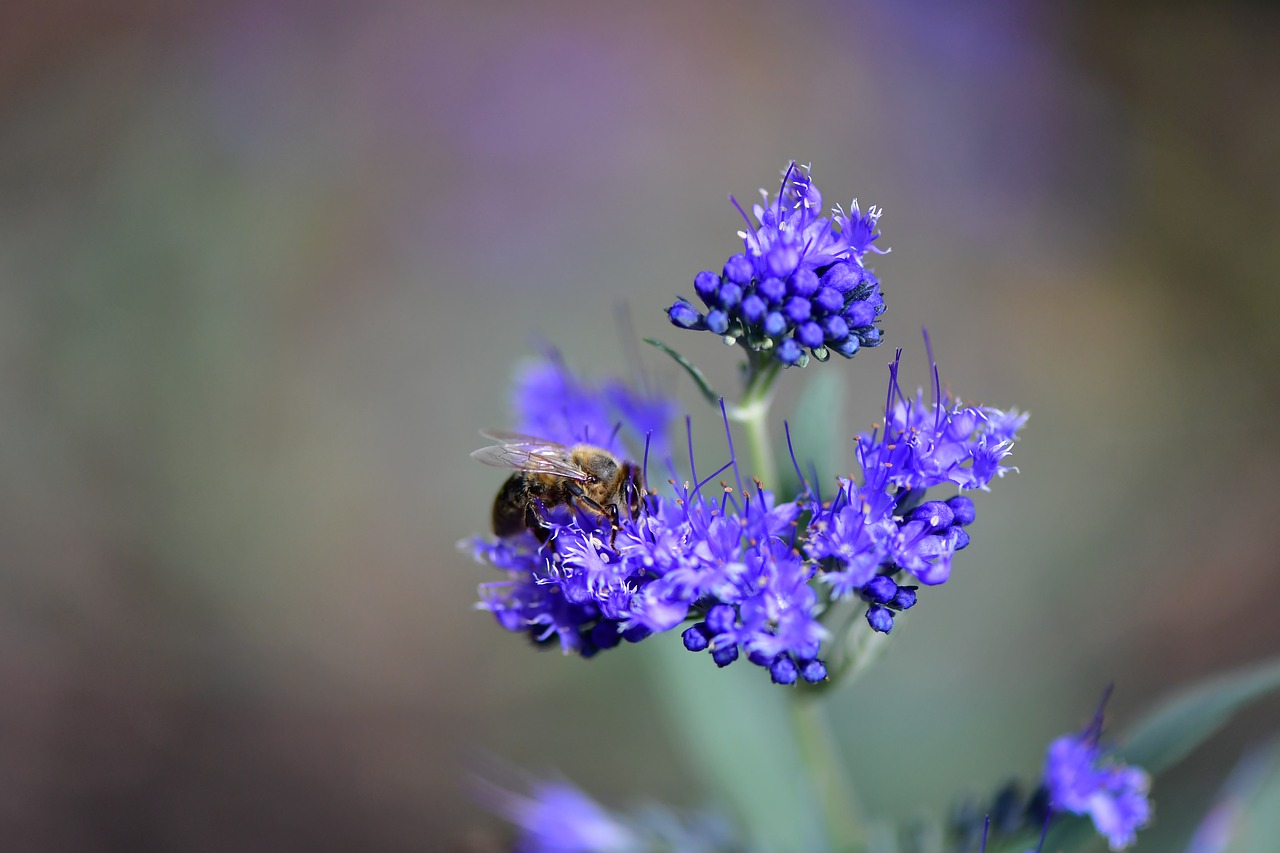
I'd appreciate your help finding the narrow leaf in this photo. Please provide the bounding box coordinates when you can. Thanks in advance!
[644,337,721,408]
[1183,740,1280,853]
[1119,656,1280,774]
[780,371,846,499]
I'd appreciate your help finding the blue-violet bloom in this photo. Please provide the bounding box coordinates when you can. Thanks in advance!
[1042,710,1152,850]
[668,163,887,366]
[467,348,1022,680]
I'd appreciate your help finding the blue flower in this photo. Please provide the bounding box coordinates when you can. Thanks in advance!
[513,352,675,457]
[802,347,1023,631]
[667,163,887,366]
[856,353,1027,496]
[490,777,743,853]
[470,357,830,682]
[470,344,1021,680]
[1042,707,1152,850]
[499,780,642,853]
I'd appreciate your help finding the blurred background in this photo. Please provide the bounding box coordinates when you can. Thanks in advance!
[2,0,1278,849]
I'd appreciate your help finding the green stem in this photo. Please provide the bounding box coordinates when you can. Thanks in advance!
[729,352,782,486]
[730,350,866,852]
[791,696,867,853]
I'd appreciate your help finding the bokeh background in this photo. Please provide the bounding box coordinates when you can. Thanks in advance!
[2,1,1278,849]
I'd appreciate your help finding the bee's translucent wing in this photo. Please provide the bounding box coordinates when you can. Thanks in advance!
[478,428,558,446]
[470,443,590,481]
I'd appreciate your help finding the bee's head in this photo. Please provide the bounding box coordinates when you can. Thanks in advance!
[572,446,620,487]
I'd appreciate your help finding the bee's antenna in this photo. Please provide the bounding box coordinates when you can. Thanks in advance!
[609,420,623,448]
[642,431,652,490]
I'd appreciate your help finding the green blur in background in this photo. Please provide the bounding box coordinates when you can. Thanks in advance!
[1,1,1278,849]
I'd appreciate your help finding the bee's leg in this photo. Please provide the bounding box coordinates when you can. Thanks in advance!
[527,499,553,543]
[564,481,617,543]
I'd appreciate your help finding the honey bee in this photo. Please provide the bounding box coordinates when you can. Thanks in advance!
[471,429,645,541]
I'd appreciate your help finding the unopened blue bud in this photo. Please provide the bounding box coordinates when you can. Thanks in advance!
[740,293,767,323]
[796,321,824,349]
[866,605,895,633]
[706,309,730,334]
[790,268,819,296]
[813,285,843,314]
[946,495,976,526]
[758,276,786,304]
[821,261,866,292]
[668,301,704,330]
[723,253,753,285]
[951,527,970,550]
[845,300,876,328]
[857,326,882,347]
[763,311,787,337]
[864,575,899,604]
[694,270,721,305]
[783,296,811,323]
[711,644,739,667]
[890,587,918,611]
[776,338,803,365]
[800,659,828,683]
[909,500,955,532]
[832,336,860,358]
[822,315,849,341]
[718,282,743,309]
[682,623,712,652]
[770,655,798,685]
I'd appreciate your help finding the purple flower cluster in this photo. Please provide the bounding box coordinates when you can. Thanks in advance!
[511,353,676,456]
[470,468,830,682]
[500,780,641,853]
[466,350,1024,681]
[493,777,739,853]
[1043,728,1152,850]
[667,163,887,366]
[804,350,1027,633]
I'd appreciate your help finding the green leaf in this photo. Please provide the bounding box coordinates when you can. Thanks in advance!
[644,337,721,408]
[1219,740,1280,853]
[1161,739,1280,853]
[778,371,846,500]
[641,637,830,853]
[1119,656,1280,774]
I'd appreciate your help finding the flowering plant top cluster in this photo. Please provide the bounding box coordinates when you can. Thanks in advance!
[668,164,887,366]
[452,163,1238,853]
